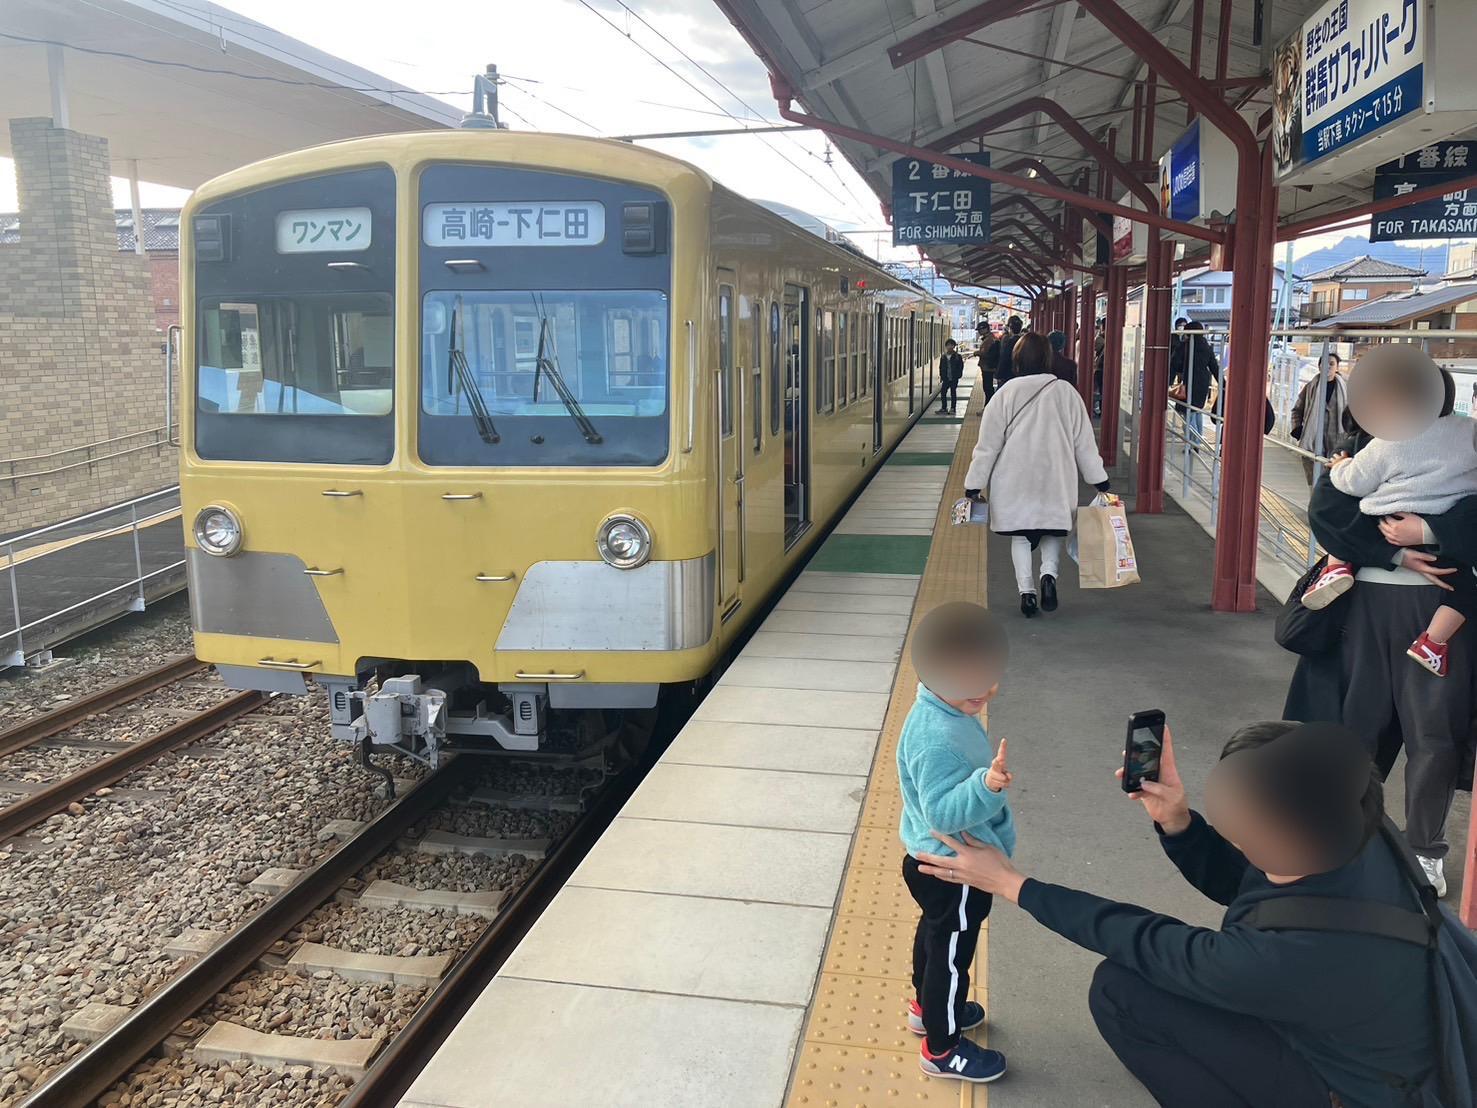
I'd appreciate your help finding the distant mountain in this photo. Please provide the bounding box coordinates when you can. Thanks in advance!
[1293,235,1452,280]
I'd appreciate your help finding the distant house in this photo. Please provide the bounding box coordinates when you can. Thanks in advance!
[1301,255,1425,323]
[1318,280,1477,358]
[1172,265,1300,329]
[0,207,180,332]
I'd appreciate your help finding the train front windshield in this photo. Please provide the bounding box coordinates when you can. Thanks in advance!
[419,289,669,467]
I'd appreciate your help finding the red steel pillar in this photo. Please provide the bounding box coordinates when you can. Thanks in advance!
[1100,265,1127,467]
[1136,233,1172,514]
[1077,279,1096,410]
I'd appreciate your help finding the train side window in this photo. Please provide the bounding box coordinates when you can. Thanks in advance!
[768,301,782,437]
[719,285,733,438]
[837,311,848,409]
[850,311,860,401]
[817,309,835,415]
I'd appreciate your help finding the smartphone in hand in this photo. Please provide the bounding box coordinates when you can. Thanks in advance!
[1122,709,1166,793]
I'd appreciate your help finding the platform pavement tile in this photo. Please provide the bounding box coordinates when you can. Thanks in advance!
[801,972,921,1055]
[834,523,935,536]
[719,657,900,693]
[788,1040,965,1107]
[837,864,919,923]
[399,977,804,1108]
[569,818,851,907]
[743,630,905,663]
[665,720,879,776]
[693,684,890,730]
[761,609,912,638]
[500,886,831,1005]
[839,515,943,529]
[776,592,917,617]
[620,762,866,835]
[820,912,916,983]
[850,822,907,870]
[789,573,921,596]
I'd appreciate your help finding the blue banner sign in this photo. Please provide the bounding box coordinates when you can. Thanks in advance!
[1271,0,1424,180]
[1370,141,1477,241]
[1158,121,1201,222]
[891,153,991,246]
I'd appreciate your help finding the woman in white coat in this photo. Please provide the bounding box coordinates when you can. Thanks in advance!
[963,332,1111,617]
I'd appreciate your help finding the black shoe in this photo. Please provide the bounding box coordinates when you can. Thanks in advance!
[1040,575,1058,612]
[1020,592,1038,618]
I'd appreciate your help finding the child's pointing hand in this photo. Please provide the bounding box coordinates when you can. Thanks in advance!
[985,739,1013,793]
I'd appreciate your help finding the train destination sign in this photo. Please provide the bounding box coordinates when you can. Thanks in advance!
[1370,141,1477,241]
[890,152,991,246]
[422,201,607,247]
[274,207,372,253]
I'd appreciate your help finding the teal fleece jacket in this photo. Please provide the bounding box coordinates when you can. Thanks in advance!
[896,684,1016,859]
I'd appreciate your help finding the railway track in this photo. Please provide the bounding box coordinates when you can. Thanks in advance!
[20,754,641,1107]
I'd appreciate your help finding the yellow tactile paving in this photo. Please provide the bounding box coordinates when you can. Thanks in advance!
[785,375,990,1108]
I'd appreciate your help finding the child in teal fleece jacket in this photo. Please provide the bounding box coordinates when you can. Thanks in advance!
[898,601,1012,1084]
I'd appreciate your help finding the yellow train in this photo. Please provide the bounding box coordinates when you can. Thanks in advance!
[180,129,944,765]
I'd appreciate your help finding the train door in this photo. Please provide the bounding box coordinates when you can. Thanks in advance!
[872,305,884,452]
[898,313,909,416]
[717,278,741,619]
[783,283,810,545]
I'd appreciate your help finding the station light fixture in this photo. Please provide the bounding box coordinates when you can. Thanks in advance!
[193,504,244,557]
[596,513,653,570]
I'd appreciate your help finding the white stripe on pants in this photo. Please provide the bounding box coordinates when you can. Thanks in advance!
[944,883,968,1034]
[1010,534,1063,594]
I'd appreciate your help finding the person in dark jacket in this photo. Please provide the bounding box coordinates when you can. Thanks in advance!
[915,721,1437,1108]
[996,316,1024,385]
[937,339,964,414]
[1168,321,1221,443]
[1046,330,1077,386]
[978,332,1000,404]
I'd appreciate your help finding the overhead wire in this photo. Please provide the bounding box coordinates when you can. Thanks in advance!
[573,0,871,221]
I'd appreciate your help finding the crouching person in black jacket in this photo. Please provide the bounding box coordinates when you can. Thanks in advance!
[917,721,1438,1108]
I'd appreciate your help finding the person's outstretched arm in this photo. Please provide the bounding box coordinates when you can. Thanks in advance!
[1157,811,1250,905]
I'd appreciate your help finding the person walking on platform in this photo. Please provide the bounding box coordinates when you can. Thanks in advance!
[963,332,1110,618]
[1046,330,1077,385]
[1291,352,1354,483]
[1168,321,1220,444]
[978,331,1000,404]
[914,722,1442,1108]
[996,315,1024,386]
[937,339,964,415]
[897,602,1012,1085]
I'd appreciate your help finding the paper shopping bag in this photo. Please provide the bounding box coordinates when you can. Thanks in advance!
[1074,497,1141,589]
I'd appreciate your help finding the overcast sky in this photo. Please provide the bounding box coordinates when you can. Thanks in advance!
[0,0,1409,269]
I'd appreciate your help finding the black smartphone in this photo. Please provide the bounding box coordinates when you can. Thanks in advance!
[1122,709,1166,793]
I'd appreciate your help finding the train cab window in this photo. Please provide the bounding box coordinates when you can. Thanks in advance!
[768,301,782,437]
[719,286,734,438]
[836,311,848,409]
[419,289,670,466]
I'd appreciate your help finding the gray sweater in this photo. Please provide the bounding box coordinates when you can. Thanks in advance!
[1331,414,1477,516]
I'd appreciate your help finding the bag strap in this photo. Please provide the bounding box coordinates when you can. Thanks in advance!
[1242,896,1434,947]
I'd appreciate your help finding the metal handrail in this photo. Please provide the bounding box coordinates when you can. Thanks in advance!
[2,425,171,466]
[2,487,180,550]
[7,437,178,483]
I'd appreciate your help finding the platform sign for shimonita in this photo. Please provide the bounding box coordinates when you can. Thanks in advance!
[891,153,990,246]
[1371,141,1477,240]
[1271,0,1424,181]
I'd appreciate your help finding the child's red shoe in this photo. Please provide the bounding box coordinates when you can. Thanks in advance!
[1301,563,1355,611]
[1407,633,1449,678]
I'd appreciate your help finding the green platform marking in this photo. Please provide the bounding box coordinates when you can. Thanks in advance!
[808,534,933,575]
[920,417,965,425]
[885,452,953,466]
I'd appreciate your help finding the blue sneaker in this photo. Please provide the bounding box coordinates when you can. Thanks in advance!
[919,1037,1007,1083]
[907,998,986,1036]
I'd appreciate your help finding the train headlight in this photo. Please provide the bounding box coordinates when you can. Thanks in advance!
[193,505,243,557]
[596,514,652,570]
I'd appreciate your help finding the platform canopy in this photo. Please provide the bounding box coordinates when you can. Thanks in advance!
[714,0,1397,288]
[0,0,462,190]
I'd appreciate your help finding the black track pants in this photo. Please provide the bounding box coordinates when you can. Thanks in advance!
[939,378,959,411]
[902,855,992,1054]
[1089,960,1331,1108]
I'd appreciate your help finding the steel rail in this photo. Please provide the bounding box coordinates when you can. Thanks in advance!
[0,655,204,758]
[19,761,464,1108]
[340,760,642,1107]
[0,689,263,843]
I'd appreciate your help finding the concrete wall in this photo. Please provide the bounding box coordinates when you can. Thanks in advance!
[0,118,178,536]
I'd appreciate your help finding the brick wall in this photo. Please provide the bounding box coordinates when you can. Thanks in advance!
[0,119,178,536]
[147,252,180,332]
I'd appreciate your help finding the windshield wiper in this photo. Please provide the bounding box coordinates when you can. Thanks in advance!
[532,312,602,445]
[448,296,499,444]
